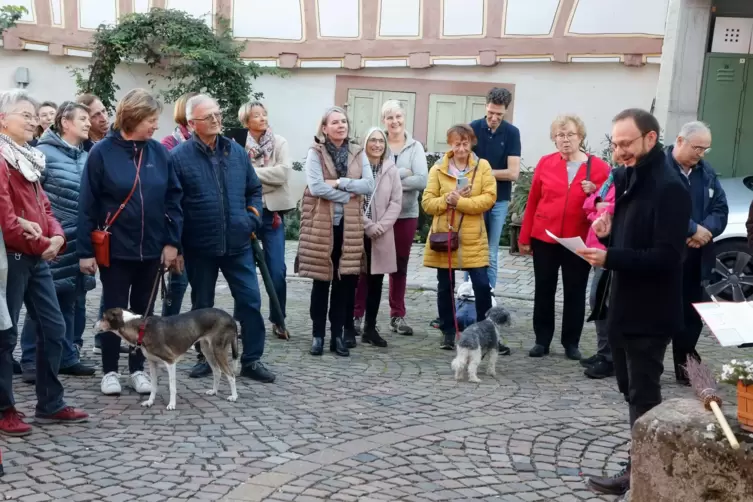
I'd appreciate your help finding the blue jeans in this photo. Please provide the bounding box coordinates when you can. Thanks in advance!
[20,289,80,372]
[438,267,492,336]
[257,211,287,326]
[465,201,508,289]
[185,247,265,365]
[0,254,67,416]
[162,271,189,317]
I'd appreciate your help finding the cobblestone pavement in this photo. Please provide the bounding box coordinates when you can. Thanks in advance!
[1,277,742,502]
[284,241,550,301]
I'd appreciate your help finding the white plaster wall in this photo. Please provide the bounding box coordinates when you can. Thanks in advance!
[253,64,660,165]
[0,51,660,167]
[0,51,177,139]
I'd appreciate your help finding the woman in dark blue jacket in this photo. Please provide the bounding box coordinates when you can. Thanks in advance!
[19,102,96,382]
[78,89,182,397]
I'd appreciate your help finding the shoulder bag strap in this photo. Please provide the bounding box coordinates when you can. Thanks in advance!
[104,148,143,229]
[585,154,593,182]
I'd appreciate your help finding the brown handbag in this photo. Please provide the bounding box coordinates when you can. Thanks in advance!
[428,166,478,252]
[91,149,143,267]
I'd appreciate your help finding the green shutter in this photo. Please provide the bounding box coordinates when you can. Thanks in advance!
[734,61,753,177]
[699,55,746,178]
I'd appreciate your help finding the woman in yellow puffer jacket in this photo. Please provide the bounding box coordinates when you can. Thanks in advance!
[422,124,497,350]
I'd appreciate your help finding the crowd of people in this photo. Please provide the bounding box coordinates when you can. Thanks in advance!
[0,84,749,499]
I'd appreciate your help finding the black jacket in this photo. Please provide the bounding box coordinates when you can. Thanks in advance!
[601,145,692,337]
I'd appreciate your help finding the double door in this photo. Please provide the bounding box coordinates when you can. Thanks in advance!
[699,54,753,178]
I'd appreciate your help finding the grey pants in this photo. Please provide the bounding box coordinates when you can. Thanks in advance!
[589,267,612,362]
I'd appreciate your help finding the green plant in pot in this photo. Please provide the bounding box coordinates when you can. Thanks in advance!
[504,161,533,254]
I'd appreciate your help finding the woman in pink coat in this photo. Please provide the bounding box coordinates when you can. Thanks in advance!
[345,127,402,348]
[581,170,616,379]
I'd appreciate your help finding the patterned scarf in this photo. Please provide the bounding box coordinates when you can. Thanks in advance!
[0,133,45,182]
[364,162,382,219]
[324,138,349,177]
[246,128,276,167]
[172,125,190,146]
[598,170,615,200]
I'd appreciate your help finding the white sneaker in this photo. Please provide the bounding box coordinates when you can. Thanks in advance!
[130,371,152,394]
[101,372,122,395]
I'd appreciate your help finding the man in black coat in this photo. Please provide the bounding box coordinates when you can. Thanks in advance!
[578,109,692,497]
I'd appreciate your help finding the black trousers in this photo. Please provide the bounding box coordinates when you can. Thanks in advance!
[98,258,160,374]
[346,238,384,329]
[610,331,670,428]
[531,238,591,349]
[310,223,358,339]
[673,249,704,380]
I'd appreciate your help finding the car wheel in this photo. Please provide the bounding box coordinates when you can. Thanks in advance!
[706,240,753,302]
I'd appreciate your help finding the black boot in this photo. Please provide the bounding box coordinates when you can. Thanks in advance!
[584,359,615,379]
[439,332,455,350]
[12,359,21,375]
[330,335,350,357]
[587,462,630,495]
[344,327,358,349]
[310,337,324,356]
[362,326,387,348]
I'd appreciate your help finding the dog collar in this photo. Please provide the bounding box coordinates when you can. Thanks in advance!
[137,320,146,346]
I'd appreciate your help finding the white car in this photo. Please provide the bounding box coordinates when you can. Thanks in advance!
[706,176,753,302]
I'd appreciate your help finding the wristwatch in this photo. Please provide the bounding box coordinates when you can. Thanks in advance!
[335,179,341,190]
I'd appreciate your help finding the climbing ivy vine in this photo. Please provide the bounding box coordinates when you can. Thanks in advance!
[71,8,267,128]
[0,5,26,35]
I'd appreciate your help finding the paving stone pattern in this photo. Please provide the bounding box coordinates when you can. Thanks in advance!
[284,242,558,301]
[0,269,744,502]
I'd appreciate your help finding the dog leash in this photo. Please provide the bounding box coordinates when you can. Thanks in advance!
[135,265,167,347]
[447,209,461,341]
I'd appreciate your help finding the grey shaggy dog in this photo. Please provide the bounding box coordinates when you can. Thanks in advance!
[451,306,511,382]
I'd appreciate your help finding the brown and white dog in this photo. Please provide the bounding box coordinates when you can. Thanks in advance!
[97,307,239,410]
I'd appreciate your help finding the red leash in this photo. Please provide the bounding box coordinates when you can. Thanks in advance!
[447,209,461,340]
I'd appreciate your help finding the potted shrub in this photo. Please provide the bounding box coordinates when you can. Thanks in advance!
[505,163,533,255]
[721,359,753,432]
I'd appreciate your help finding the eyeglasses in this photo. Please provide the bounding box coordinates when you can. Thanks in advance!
[555,132,579,140]
[194,112,223,123]
[690,144,712,155]
[9,112,38,124]
[368,138,385,144]
[610,134,646,151]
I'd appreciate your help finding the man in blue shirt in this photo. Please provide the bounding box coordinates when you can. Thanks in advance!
[666,121,728,385]
[469,88,521,354]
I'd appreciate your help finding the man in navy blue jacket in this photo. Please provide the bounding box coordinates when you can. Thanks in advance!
[170,94,274,384]
[667,121,728,385]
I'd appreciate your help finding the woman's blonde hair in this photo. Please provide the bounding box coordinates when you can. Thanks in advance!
[238,100,266,127]
[316,106,349,141]
[173,92,199,127]
[549,115,587,145]
[380,100,404,122]
[114,88,163,134]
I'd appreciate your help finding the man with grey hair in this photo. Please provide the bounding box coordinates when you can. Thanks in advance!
[666,120,728,385]
[169,94,275,383]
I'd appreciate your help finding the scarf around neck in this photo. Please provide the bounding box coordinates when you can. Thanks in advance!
[0,133,45,182]
[324,138,349,177]
[172,125,191,146]
[599,170,615,200]
[246,128,276,167]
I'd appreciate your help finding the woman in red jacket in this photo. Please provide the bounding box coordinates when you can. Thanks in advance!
[519,115,610,360]
[0,89,89,436]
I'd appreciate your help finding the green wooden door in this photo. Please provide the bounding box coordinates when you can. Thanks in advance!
[347,89,381,144]
[699,55,746,178]
[735,61,753,177]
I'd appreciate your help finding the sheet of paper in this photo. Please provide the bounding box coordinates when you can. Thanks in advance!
[693,301,753,346]
[545,229,587,259]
